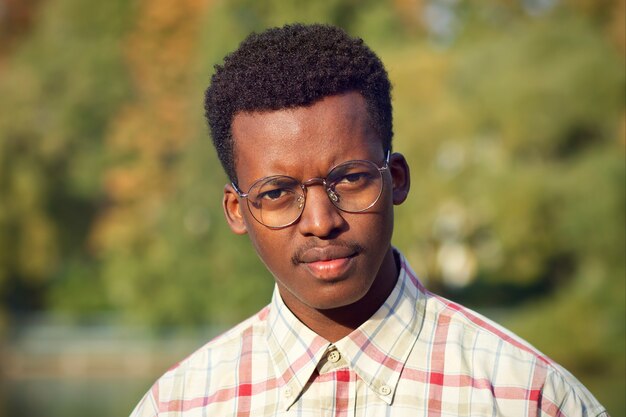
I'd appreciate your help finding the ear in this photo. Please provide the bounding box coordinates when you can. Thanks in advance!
[223,184,248,235]
[388,152,410,205]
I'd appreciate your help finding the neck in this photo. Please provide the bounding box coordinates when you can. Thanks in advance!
[293,248,399,343]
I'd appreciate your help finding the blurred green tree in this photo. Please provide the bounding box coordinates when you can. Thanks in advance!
[0,0,134,328]
[0,0,623,412]
[389,4,624,411]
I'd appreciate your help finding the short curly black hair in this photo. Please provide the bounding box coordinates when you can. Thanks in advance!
[204,23,393,183]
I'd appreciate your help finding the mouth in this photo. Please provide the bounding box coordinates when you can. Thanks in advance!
[304,257,355,280]
[295,245,361,281]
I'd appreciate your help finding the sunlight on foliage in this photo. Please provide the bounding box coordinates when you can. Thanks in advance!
[0,0,623,413]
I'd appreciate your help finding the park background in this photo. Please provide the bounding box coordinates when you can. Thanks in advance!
[0,0,624,415]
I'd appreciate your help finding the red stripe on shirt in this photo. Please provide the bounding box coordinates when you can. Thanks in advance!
[236,326,254,416]
[160,378,279,412]
[334,369,353,417]
[278,336,327,384]
[403,367,539,400]
[349,330,404,372]
[526,361,548,417]
[541,397,565,417]
[427,311,452,417]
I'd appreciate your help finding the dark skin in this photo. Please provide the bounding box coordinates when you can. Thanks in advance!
[222,92,410,342]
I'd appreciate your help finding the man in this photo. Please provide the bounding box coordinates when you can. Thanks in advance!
[130,24,607,417]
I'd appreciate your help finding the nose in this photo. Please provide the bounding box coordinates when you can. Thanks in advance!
[296,184,347,238]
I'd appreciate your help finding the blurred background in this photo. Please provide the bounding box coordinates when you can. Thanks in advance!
[0,0,624,415]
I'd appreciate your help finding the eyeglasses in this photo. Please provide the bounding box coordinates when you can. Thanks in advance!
[232,151,390,229]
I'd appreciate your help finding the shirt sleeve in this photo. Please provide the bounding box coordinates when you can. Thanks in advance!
[541,365,609,417]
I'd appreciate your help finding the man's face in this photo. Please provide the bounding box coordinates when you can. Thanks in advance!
[223,92,409,319]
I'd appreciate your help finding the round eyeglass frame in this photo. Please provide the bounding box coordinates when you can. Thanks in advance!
[232,151,391,229]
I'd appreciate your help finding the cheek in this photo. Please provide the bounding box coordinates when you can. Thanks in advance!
[367,188,395,236]
[245,223,292,274]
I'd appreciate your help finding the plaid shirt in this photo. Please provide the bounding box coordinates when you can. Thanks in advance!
[130,251,607,417]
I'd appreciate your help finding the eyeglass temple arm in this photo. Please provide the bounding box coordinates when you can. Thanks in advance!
[380,150,391,171]
[231,182,248,198]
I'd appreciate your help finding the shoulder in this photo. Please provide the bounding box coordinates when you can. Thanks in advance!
[129,306,272,417]
[417,293,606,416]
[169,305,270,375]
[166,305,271,384]
[424,292,554,365]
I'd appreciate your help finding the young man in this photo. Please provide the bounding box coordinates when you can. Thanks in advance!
[130,24,607,417]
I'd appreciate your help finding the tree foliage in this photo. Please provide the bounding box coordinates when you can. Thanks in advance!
[0,0,623,412]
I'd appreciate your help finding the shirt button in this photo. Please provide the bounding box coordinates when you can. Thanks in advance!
[379,385,392,396]
[327,350,341,363]
[283,387,292,398]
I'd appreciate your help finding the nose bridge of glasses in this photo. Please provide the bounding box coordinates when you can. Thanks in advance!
[301,177,327,188]
[300,177,340,204]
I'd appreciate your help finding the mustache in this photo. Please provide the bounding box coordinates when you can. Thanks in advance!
[291,240,365,265]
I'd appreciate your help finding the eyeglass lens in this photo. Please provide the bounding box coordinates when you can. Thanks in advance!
[246,160,384,228]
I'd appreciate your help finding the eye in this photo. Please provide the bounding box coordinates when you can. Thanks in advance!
[258,187,289,201]
[250,176,300,208]
[334,171,375,191]
[338,172,370,184]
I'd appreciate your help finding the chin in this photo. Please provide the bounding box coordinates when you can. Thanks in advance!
[307,285,369,311]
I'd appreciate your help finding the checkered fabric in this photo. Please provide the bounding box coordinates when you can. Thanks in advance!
[130,251,608,417]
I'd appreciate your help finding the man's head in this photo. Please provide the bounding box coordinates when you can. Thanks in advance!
[204,24,409,332]
[204,23,393,184]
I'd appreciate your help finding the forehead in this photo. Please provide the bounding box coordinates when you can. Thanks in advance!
[231,92,383,184]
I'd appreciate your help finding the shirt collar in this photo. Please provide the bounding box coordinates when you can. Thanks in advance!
[265,290,330,410]
[265,250,427,409]
[334,251,427,404]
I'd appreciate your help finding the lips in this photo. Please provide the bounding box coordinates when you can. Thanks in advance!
[295,244,361,280]
[297,245,357,263]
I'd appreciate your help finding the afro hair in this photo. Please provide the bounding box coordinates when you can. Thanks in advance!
[204,23,393,183]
